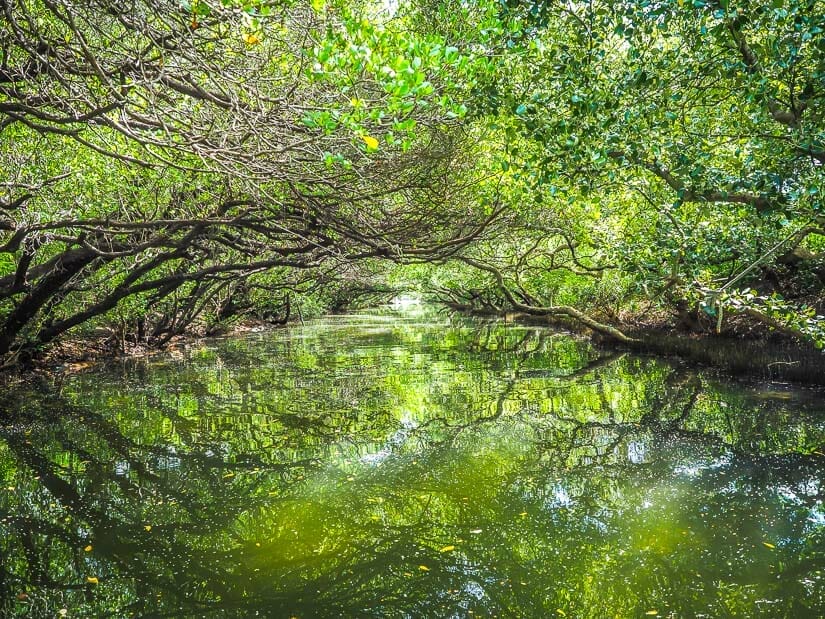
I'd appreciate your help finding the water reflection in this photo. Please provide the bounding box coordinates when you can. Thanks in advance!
[1,311,824,617]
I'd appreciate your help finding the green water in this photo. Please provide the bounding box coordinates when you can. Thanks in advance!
[1,309,824,618]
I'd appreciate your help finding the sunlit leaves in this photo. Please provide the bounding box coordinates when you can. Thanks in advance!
[303,3,487,148]
[710,288,825,348]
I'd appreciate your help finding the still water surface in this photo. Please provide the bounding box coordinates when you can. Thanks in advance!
[1,309,824,617]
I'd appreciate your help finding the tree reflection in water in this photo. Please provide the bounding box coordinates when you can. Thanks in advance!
[1,313,823,617]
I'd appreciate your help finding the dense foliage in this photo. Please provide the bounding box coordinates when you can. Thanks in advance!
[0,0,500,364]
[1,0,823,365]
[414,0,825,345]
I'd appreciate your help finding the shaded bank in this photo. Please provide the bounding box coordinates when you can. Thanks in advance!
[630,330,825,386]
[443,305,825,386]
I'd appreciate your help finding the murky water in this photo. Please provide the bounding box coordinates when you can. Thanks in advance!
[1,309,824,617]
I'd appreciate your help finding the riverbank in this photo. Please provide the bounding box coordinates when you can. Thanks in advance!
[627,330,824,385]
[448,306,825,386]
[0,318,291,381]
[3,306,823,387]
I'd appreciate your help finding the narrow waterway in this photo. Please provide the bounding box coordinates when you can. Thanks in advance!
[1,308,824,617]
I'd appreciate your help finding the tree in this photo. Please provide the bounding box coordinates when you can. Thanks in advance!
[0,0,501,365]
[418,0,825,346]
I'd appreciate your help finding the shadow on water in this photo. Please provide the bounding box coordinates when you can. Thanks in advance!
[1,309,824,617]
[633,331,825,386]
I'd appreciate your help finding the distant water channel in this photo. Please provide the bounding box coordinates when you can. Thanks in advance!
[1,308,824,617]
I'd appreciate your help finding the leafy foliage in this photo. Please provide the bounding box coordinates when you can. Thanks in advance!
[1,0,824,363]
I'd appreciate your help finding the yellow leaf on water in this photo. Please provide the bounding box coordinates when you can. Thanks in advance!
[439,545,456,552]
[84,545,93,552]
[762,542,776,549]
[418,565,430,571]
[361,135,379,149]
[86,576,99,585]
[242,32,261,46]
[144,525,152,532]
[222,472,235,479]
